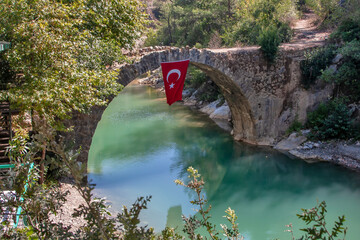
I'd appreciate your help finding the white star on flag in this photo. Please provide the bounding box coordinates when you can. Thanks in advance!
[169,83,175,89]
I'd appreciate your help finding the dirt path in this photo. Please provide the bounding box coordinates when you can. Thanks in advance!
[291,11,330,43]
[282,11,330,50]
[210,11,330,53]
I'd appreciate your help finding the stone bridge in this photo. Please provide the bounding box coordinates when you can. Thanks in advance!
[68,44,333,162]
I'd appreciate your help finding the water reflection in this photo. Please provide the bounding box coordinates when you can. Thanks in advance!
[88,85,360,239]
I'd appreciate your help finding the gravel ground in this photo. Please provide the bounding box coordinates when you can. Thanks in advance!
[48,179,87,232]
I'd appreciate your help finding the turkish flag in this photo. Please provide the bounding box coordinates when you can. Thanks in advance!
[161,60,190,105]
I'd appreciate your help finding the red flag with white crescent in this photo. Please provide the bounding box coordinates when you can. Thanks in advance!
[161,59,190,105]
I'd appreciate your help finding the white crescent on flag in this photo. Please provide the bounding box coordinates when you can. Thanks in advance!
[166,69,181,83]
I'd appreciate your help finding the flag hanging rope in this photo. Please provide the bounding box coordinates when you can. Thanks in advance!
[161,59,190,105]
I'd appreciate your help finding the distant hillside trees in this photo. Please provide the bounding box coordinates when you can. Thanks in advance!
[145,0,297,48]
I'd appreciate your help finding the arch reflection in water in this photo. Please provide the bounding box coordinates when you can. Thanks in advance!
[88,85,360,239]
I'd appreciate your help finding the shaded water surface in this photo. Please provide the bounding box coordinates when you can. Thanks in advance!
[88,85,360,239]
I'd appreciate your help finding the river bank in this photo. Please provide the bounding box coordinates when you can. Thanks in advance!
[275,132,360,171]
[137,72,360,172]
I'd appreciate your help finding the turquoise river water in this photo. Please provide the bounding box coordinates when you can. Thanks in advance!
[88,85,360,239]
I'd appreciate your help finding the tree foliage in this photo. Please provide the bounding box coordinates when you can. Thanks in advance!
[321,39,360,102]
[153,0,231,47]
[258,25,281,63]
[306,100,354,140]
[0,0,146,128]
[297,200,347,240]
[148,0,295,48]
[300,45,336,88]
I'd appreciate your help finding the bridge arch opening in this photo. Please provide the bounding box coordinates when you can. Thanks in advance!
[189,62,256,144]
[117,57,257,144]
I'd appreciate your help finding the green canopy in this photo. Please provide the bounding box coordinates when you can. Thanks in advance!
[0,41,11,51]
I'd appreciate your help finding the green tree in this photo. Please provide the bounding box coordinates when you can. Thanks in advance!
[149,0,295,48]
[258,25,281,63]
[0,4,147,236]
[154,0,237,47]
[0,0,146,128]
[306,100,353,140]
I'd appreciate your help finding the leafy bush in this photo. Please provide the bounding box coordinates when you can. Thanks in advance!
[296,200,347,239]
[258,25,281,63]
[299,1,360,104]
[305,0,340,26]
[334,18,360,42]
[199,90,221,102]
[296,0,307,11]
[353,124,360,140]
[223,21,261,46]
[320,40,360,101]
[306,102,331,128]
[286,118,303,135]
[278,22,294,43]
[175,167,244,239]
[222,0,295,47]
[144,29,159,47]
[184,66,207,89]
[117,196,155,239]
[153,0,295,48]
[307,100,352,140]
[153,0,223,47]
[194,42,203,49]
[318,104,352,139]
[300,45,336,88]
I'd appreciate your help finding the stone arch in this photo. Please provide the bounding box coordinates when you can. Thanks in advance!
[189,62,256,143]
[116,48,257,143]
